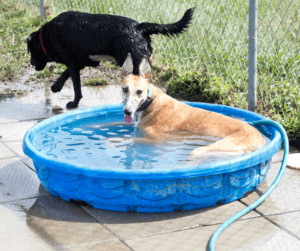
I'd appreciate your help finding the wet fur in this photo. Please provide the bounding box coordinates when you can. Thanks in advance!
[27,8,194,108]
[121,55,265,158]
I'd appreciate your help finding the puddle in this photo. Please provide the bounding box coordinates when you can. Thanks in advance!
[0,80,123,120]
[0,69,36,96]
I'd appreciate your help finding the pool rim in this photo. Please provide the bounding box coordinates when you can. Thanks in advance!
[23,102,282,180]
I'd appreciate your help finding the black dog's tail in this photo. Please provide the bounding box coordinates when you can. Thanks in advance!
[137,7,195,37]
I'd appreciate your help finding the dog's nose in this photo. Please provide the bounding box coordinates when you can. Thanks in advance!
[124,109,131,116]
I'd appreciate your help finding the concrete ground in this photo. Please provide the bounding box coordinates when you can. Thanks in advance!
[1,80,300,251]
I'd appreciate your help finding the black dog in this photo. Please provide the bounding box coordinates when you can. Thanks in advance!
[27,8,194,108]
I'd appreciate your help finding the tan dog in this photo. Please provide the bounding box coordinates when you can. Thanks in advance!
[120,53,265,158]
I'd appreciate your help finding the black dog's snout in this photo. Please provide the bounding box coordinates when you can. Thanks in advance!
[124,109,131,116]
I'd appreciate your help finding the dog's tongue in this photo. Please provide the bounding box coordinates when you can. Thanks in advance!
[124,115,133,123]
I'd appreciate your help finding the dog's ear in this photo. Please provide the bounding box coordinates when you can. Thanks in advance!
[121,53,133,78]
[139,56,151,80]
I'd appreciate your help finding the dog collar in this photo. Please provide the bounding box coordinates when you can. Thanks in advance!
[39,29,53,61]
[136,86,156,113]
[39,29,48,55]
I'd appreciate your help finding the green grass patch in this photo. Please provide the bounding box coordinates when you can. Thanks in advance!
[104,61,119,70]
[84,77,108,86]
[17,90,24,95]
[0,0,59,80]
[36,63,67,77]
[0,0,38,79]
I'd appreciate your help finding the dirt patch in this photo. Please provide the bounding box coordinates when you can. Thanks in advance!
[0,60,167,98]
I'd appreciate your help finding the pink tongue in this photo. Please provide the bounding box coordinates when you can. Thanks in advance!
[124,116,133,123]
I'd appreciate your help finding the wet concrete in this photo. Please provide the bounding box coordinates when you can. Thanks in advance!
[1,68,300,250]
[1,156,300,250]
[0,81,123,121]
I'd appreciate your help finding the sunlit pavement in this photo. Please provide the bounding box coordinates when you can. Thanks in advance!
[1,81,300,251]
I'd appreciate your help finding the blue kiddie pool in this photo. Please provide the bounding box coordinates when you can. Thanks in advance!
[23,102,282,212]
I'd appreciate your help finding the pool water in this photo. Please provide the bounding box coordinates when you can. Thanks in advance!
[34,112,236,170]
[33,111,271,170]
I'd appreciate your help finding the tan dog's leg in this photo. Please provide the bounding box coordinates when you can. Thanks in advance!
[189,133,256,158]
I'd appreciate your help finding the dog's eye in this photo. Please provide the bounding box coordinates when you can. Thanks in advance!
[137,90,143,95]
[123,87,128,93]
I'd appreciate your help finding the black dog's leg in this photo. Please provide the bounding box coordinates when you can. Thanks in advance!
[66,67,82,109]
[51,69,70,93]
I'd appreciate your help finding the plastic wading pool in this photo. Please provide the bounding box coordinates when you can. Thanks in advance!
[23,102,282,213]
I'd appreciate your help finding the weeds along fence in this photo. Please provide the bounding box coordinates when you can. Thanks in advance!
[20,0,300,137]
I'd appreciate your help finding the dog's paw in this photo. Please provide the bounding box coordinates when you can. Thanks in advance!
[66,101,78,109]
[189,148,206,157]
[51,83,63,93]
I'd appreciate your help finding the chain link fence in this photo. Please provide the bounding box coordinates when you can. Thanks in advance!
[19,0,300,135]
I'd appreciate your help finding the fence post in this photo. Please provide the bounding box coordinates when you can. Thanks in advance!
[248,0,257,112]
[40,0,46,22]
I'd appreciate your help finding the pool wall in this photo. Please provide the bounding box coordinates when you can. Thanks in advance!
[23,102,282,212]
[33,159,271,212]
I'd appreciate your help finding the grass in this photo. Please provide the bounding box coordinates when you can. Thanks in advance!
[36,63,67,77]
[1,0,300,138]
[0,0,58,80]
[103,61,119,70]
[0,1,31,79]
[84,77,108,86]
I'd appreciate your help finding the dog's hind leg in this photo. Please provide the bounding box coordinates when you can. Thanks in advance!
[189,133,258,158]
[51,69,70,93]
[67,67,83,109]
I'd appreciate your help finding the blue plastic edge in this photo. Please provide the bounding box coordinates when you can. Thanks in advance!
[23,102,282,180]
